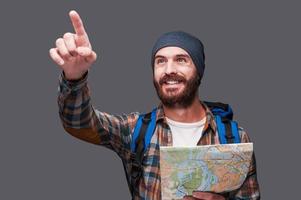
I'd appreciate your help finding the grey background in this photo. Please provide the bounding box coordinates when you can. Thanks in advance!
[0,0,300,199]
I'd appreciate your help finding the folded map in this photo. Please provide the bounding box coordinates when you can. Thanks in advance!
[159,143,253,200]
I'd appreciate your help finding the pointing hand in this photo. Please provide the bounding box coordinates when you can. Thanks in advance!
[49,10,97,80]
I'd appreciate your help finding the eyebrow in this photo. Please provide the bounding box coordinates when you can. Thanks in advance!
[154,55,165,60]
[175,54,191,59]
[154,54,191,59]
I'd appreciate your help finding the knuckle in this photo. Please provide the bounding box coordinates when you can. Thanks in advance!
[49,48,54,55]
[55,38,63,46]
[63,32,73,39]
[66,41,76,51]
[49,48,57,57]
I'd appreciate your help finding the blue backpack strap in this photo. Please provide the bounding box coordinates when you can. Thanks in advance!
[230,120,240,143]
[129,108,157,198]
[131,114,144,152]
[205,101,241,144]
[215,115,241,144]
[131,108,157,152]
[143,108,157,151]
[215,115,227,144]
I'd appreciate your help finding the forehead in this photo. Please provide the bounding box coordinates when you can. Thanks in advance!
[155,46,190,58]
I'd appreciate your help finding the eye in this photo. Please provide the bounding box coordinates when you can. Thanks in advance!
[177,57,187,63]
[156,58,166,64]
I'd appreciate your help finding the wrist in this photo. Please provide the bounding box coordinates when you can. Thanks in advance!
[63,71,88,82]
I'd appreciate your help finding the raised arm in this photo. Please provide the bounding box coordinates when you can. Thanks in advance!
[50,11,138,156]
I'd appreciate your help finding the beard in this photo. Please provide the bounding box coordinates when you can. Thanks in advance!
[153,72,201,108]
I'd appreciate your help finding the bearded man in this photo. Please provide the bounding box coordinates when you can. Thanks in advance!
[50,10,260,200]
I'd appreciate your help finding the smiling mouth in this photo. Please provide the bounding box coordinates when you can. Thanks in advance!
[164,80,182,85]
[162,81,185,92]
[159,74,186,88]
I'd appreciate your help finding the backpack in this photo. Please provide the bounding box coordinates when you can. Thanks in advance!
[127,101,241,198]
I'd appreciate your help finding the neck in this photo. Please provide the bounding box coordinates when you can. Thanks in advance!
[163,96,206,123]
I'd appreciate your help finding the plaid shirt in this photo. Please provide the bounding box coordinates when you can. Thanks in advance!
[58,72,260,200]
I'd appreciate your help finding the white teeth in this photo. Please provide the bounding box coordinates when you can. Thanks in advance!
[166,81,179,85]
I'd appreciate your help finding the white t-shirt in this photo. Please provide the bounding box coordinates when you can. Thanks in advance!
[166,117,206,147]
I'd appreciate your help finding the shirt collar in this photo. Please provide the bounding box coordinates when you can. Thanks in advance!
[155,100,217,135]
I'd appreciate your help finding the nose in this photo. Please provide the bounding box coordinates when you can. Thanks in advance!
[164,60,177,74]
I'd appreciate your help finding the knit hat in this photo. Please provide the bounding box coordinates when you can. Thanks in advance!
[151,31,205,79]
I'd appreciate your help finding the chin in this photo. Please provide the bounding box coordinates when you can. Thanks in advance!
[162,86,185,96]
[162,92,185,102]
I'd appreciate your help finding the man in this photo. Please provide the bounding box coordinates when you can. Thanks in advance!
[50,10,260,200]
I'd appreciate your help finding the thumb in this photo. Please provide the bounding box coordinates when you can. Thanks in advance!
[76,46,97,63]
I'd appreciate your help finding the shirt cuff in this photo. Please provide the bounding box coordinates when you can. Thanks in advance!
[58,71,88,94]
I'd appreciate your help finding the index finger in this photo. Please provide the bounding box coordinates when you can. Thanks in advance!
[69,10,87,36]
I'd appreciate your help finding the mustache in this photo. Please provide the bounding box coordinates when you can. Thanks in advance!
[159,73,186,85]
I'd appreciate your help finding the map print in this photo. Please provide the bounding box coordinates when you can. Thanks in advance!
[159,143,253,200]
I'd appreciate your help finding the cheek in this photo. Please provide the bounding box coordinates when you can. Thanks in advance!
[153,69,163,82]
[183,68,197,79]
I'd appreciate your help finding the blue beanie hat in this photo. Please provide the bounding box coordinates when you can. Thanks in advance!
[151,31,205,79]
